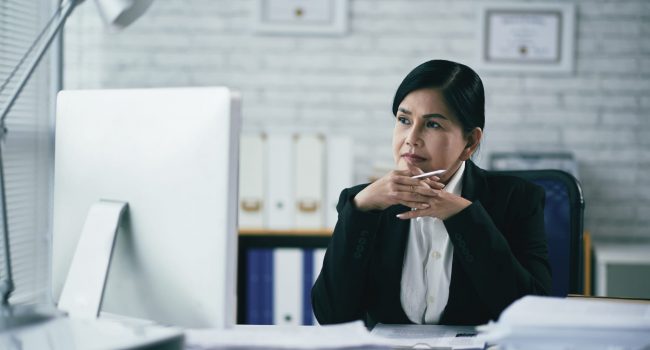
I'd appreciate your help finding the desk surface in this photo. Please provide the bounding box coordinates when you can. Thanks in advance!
[1,315,183,350]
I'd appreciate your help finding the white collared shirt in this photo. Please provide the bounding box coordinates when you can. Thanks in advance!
[400,161,465,324]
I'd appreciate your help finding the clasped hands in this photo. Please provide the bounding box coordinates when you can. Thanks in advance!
[353,165,471,220]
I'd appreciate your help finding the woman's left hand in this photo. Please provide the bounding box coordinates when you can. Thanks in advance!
[396,178,472,220]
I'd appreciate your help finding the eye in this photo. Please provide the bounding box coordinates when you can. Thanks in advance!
[426,120,441,129]
[397,116,411,125]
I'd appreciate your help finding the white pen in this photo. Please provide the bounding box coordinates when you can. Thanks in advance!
[411,169,445,179]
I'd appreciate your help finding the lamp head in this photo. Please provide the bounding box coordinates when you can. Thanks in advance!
[94,0,154,30]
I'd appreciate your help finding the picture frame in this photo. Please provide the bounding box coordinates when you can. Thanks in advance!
[477,2,576,73]
[253,0,348,35]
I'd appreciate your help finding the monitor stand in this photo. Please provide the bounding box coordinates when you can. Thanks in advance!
[0,200,184,349]
[1,313,184,349]
[58,200,127,319]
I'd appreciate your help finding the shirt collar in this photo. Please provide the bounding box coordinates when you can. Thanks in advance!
[444,161,465,196]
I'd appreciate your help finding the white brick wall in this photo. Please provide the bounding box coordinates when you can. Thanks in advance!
[64,0,650,240]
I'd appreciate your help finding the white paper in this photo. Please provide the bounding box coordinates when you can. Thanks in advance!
[498,296,650,329]
[185,321,389,349]
[478,296,650,350]
[371,323,484,350]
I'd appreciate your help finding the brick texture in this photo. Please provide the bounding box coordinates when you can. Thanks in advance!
[64,0,650,240]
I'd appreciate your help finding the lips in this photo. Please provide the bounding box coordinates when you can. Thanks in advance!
[402,153,426,162]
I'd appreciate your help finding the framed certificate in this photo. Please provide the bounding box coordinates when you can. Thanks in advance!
[254,0,348,35]
[478,2,575,72]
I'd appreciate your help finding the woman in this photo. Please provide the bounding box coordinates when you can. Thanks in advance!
[311,60,551,327]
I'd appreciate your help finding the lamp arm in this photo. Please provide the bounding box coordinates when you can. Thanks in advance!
[0,0,79,125]
[0,0,80,306]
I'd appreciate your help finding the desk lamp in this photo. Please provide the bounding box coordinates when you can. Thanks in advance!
[0,0,153,328]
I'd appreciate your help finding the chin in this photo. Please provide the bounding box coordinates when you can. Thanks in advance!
[395,161,409,171]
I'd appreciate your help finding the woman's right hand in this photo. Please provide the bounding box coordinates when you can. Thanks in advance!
[353,168,439,212]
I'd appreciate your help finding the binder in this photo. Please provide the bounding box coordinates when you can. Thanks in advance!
[294,134,324,229]
[246,248,275,325]
[326,136,354,229]
[266,134,294,229]
[260,249,274,325]
[246,249,261,324]
[273,248,303,326]
[302,249,314,325]
[239,133,266,229]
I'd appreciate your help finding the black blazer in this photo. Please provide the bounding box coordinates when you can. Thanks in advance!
[311,160,552,326]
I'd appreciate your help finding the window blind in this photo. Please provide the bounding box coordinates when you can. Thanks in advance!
[0,0,56,305]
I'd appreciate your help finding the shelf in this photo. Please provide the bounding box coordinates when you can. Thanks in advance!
[238,229,332,237]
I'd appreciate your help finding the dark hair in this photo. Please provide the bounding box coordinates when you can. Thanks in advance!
[392,60,485,134]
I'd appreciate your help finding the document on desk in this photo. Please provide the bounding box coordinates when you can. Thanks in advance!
[477,295,650,350]
[185,320,390,349]
[371,323,485,350]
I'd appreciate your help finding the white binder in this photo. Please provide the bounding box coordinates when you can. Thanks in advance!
[294,134,325,229]
[266,134,294,229]
[326,136,354,228]
[239,133,266,229]
[273,248,303,326]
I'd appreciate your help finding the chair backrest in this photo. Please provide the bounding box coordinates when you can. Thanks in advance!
[495,169,585,296]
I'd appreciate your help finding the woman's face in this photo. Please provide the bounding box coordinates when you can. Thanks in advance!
[392,88,478,183]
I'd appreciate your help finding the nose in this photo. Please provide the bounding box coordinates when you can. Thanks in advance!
[405,125,423,147]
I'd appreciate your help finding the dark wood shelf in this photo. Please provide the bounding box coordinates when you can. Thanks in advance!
[239,228,332,236]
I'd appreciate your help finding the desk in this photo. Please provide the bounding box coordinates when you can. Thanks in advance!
[185,321,387,349]
[0,315,183,350]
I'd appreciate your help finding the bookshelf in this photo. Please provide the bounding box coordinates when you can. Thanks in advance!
[239,229,332,237]
[237,229,332,324]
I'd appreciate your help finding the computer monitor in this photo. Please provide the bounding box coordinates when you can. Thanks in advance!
[51,87,240,329]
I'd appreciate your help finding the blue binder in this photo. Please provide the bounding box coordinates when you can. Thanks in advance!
[302,249,314,325]
[246,249,261,324]
[246,248,274,324]
[260,249,274,324]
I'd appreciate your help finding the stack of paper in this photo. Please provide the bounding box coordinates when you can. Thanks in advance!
[478,295,650,350]
[371,323,485,350]
[185,321,390,349]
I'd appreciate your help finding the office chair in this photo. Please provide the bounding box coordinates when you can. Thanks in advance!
[496,169,585,296]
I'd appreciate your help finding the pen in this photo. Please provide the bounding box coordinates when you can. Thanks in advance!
[411,169,445,179]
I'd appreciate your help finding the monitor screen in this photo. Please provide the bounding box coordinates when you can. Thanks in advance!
[51,87,240,329]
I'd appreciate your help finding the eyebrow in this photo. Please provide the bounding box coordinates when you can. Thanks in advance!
[397,107,448,120]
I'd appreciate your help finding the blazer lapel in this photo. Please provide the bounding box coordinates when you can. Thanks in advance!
[461,160,488,202]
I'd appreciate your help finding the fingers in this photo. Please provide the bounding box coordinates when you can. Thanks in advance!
[388,190,432,207]
[381,169,446,210]
[396,205,437,219]
[402,201,430,210]
[393,175,438,188]
[393,184,438,196]
[423,179,445,190]
[394,189,445,210]
[405,163,424,177]
[396,191,471,220]
[391,172,425,187]
[396,209,426,220]
[396,210,417,220]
